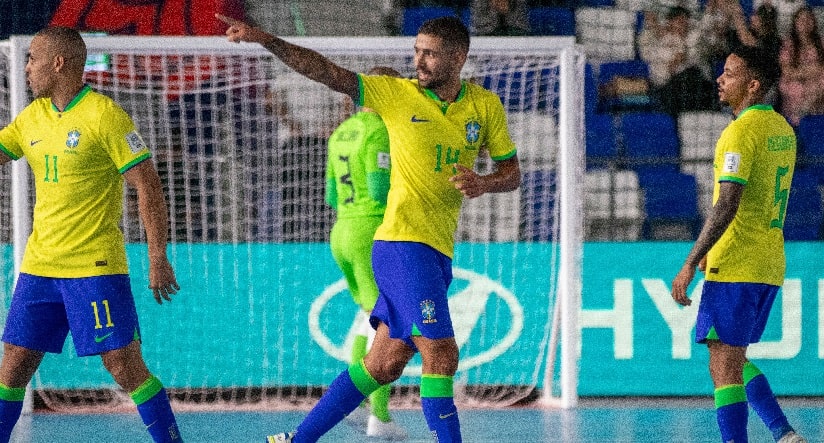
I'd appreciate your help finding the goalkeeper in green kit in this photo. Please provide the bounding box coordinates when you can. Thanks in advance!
[324,66,407,440]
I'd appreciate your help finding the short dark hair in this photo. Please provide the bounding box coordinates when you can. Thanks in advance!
[730,45,780,92]
[36,26,87,63]
[418,16,469,53]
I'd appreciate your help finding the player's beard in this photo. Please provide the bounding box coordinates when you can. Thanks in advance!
[417,68,445,91]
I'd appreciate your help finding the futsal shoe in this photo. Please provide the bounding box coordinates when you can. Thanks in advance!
[367,415,408,440]
[778,431,807,443]
[265,432,295,442]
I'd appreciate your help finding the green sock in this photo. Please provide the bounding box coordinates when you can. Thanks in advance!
[715,384,748,443]
[351,335,368,365]
[370,384,392,422]
[351,334,368,410]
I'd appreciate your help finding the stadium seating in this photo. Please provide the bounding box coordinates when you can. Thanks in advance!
[585,113,618,170]
[796,114,824,175]
[784,169,823,241]
[598,60,649,85]
[584,63,598,116]
[677,111,730,162]
[584,169,643,240]
[678,111,730,218]
[401,6,470,36]
[579,0,616,7]
[481,68,555,112]
[508,111,557,169]
[528,7,576,36]
[637,170,701,240]
[575,7,637,61]
[618,112,680,174]
[596,60,653,112]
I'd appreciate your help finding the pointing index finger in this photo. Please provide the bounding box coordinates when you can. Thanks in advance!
[215,14,239,26]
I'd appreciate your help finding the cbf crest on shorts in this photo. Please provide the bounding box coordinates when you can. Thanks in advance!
[420,299,438,324]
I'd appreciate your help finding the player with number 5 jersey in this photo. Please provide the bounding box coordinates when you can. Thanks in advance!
[706,103,795,286]
[671,45,806,443]
[0,26,182,443]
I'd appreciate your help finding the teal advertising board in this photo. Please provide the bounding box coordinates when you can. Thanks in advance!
[2,242,822,395]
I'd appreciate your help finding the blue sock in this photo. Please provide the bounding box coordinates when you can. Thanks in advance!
[744,362,793,441]
[131,376,182,442]
[0,384,25,443]
[294,360,378,443]
[715,384,748,443]
[420,374,461,443]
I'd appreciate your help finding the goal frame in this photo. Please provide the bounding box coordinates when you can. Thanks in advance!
[3,34,584,409]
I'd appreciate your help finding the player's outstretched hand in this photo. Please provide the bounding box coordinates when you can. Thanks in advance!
[148,256,180,305]
[216,14,270,45]
[450,164,486,199]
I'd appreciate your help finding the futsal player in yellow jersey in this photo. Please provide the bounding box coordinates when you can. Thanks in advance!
[218,14,521,443]
[0,27,182,442]
[672,45,805,443]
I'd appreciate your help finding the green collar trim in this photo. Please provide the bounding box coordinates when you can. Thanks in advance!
[422,82,467,114]
[52,85,91,113]
[737,104,772,118]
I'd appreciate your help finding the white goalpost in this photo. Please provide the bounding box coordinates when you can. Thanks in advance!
[0,35,584,412]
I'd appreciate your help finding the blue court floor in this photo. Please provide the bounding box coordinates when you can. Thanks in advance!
[9,397,824,442]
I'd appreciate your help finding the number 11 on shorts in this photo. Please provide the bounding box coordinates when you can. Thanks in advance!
[91,300,115,329]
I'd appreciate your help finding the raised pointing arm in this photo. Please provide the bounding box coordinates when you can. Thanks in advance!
[217,14,360,101]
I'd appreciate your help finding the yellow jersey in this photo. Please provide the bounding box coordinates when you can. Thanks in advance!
[0,86,151,277]
[358,75,516,258]
[707,105,796,286]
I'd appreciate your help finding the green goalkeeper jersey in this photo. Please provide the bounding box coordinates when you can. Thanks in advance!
[325,110,391,219]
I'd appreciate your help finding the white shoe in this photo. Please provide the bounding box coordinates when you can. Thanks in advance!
[265,432,294,443]
[778,431,807,443]
[345,405,370,427]
[367,414,408,440]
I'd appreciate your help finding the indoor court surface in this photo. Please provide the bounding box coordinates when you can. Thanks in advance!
[9,398,824,442]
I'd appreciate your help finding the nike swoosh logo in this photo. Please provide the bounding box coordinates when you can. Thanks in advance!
[411,115,430,123]
[94,332,114,343]
[30,140,42,146]
[439,412,456,419]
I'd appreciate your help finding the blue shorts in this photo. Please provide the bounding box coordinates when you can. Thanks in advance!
[3,273,141,357]
[370,241,454,351]
[695,281,779,347]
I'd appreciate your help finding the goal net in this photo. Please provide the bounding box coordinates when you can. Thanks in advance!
[0,35,584,412]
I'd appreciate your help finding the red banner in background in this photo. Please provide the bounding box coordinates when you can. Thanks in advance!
[49,0,244,35]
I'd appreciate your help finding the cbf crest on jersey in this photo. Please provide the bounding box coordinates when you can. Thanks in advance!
[465,119,481,145]
[66,129,81,149]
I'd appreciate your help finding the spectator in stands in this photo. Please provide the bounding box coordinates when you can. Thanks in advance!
[778,6,824,126]
[693,0,782,109]
[726,1,781,63]
[638,6,716,116]
[693,0,735,81]
[471,0,530,36]
[754,0,805,36]
[383,0,470,35]
[723,2,782,107]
